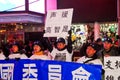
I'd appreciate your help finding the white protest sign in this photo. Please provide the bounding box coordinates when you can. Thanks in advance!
[44,8,73,37]
[104,57,120,80]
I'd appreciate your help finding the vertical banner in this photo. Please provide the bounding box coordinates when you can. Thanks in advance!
[44,8,73,37]
[104,57,120,80]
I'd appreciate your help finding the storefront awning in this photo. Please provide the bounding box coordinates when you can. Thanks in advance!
[0,11,44,24]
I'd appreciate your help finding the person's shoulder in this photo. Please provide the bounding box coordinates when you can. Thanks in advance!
[39,55,51,60]
[111,46,119,52]
[76,56,85,63]
[29,54,50,60]
[21,54,28,59]
[0,53,6,60]
[90,59,103,66]
[29,55,36,59]
[9,53,21,59]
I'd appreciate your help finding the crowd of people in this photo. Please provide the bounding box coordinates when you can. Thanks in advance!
[0,35,119,63]
[77,36,120,79]
[0,34,120,59]
[0,32,120,79]
[0,36,73,61]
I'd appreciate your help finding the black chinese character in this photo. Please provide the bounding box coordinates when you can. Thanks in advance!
[55,26,60,33]
[50,12,56,18]
[115,60,120,69]
[62,25,68,32]
[118,76,120,80]
[105,60,114,69]
[46,27,52,33]
[62,11,68,18]
[106,75,114,80]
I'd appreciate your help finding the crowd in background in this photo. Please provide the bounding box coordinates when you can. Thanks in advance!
[0,33,119,61]
[0,31,73,61]
[0,30,120,80]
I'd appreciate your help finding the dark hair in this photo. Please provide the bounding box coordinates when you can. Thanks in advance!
[33,41,44,50]
[86,43,98,59]
[11,43,20,50]
[88,43,98,51]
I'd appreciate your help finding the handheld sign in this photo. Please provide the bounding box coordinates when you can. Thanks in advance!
[104,57,120,80]
[44,8,73,37]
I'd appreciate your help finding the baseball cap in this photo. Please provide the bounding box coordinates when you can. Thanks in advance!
[56,37,65,44]
[103,37,112,43]
[34,41,43,47]
[88,43,98,51]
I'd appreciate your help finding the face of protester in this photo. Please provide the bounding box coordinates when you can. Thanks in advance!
[86,46,96,57]
[103,42,112,51]
[12,45,19,52]
[57,42,66,50]
[33,45,42,53]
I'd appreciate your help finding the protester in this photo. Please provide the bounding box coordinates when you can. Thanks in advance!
[96,37,119,67]
[25,41,33,58]
[96,37,120,80]
[29,41,51,60]
[76,43,103,65]
[98,37,119,58]
[76,43,104,79]
[50,36,73,62]
[103,37,119,56]
[8,43,28,59]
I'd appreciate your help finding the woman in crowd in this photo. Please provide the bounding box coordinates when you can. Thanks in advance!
[29,41,51,60]
[8,43,28,59]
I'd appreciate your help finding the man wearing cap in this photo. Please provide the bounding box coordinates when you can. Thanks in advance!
[8,43,28,59]
[76,43,103,65]
[101,37,119,57]
[29,41,51,60]
[76,43,104,79]
[97,37,120,63]
[50,37,73,62]
[96,37,120,80]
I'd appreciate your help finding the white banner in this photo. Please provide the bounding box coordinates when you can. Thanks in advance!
[104,57,120,80]
[44,8,73,37]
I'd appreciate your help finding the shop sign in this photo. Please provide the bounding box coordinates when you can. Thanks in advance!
[0,14,43,23]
